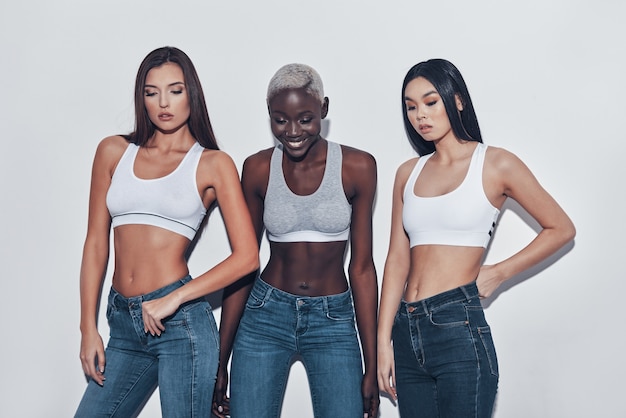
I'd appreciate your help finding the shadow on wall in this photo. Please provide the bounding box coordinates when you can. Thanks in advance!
[482,198,576,309]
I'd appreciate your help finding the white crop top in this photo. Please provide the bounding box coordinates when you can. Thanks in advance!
[106,142,207,240]
[402,143,500,248]
[263,141,352,243]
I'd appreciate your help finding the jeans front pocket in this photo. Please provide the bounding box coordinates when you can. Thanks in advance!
[325,297,355,321]
[105,290,119,323]
[429,301,469,327]
[245,280,271,309]
[105,301,116,323]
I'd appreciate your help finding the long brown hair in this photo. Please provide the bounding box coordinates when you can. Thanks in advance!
[126,46,219,150]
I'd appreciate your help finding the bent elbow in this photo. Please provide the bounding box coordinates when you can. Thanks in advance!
[347,264,377,285]
[248,253,260,274]
[564,222,576,243]
[238,249,260,276]
[551,220,576,250]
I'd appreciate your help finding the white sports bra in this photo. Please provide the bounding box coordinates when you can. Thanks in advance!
[106,142,207,240]
[402,143,500,248]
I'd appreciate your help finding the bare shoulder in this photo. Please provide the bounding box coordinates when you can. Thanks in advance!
[245,147,274,163]
[242,147,274,176]
[198,148,238,176]
[341,145,376,164]
[339,143,376,169]
[390,158,419,195]
[194,150,243,198]
[200,148,234,164]
[396,157,419,181]
[93,135,129,172]
[96,135,128,156]
[484,145,529,175]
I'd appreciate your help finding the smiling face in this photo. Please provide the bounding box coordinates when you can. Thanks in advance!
[143,62,191,134]
[268,87,328,160]
[404,76,463,144]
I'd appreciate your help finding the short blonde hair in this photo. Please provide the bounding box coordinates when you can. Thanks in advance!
[267,63,325,104]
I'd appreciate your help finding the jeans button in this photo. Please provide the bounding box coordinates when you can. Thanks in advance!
[407,306,416,313]
[297,300,305,306]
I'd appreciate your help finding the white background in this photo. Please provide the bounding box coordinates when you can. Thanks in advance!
[1,0,624,417]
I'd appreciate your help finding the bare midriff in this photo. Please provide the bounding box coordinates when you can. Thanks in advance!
[404,244,485,302]
[111,224,191,297]
[262,240,350,297]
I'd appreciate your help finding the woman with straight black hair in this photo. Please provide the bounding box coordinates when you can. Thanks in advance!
[377,58,575,417]
[401,59,482,156]
[75,46,258,417]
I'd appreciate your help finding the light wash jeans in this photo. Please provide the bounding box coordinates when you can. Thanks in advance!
[230,277,363,418]
[392,282,499,418]
[75,276,219,418]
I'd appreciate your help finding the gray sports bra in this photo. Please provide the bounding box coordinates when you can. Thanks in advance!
[263,141,352,242]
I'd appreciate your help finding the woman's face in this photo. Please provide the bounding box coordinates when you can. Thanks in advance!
[268,87,328,160]
[144,62,191,133]
[404,76,461,143]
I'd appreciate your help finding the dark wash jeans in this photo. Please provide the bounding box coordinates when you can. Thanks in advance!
[392,282,498,418]
[75,276,219,418]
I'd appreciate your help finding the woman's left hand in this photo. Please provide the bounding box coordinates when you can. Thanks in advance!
[141,294,180,336]
[476,264,503,299]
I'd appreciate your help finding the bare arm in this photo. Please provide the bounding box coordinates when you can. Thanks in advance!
[343,148,379,417]
[79,136,126,385]
[477,148,576,297]
[141,150,259,335]
[213,152,269,416]
[377,159,415,400]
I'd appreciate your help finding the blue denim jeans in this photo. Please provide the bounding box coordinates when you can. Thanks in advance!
[392,282,498,418]
[230,277,363,418]
[75,276,220,418]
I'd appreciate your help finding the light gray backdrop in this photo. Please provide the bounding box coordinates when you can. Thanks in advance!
[1,0,623,417]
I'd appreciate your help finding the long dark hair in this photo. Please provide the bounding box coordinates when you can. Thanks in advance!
[402,58,481,156]
[126,46,219,150]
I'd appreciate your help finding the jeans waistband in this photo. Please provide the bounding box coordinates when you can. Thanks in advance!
[400,281,479,315]
[109,275,193,310]
[255,277,352,307]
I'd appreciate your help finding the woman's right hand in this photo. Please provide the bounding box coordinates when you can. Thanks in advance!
[212,366,230,417]
[377,342,397,400]
[79,329,106,386]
